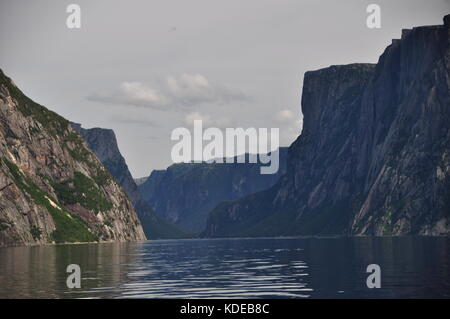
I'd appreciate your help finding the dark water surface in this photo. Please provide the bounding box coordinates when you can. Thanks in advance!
[0,237,448,298]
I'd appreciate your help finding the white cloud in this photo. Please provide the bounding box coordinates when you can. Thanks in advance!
[120,82,164,104]
[88,74,249,110]
[88,81,167,110]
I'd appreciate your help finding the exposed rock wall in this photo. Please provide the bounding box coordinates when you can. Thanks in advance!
[203,16,450,237]
[0,70,146,246]
[139,149,287,233]
[72,123,187,239]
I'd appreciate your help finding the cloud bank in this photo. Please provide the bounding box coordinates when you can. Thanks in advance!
[88,74,249,111]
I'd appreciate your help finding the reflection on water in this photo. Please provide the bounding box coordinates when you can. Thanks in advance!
[0,242,138,298]
[0,237,448,298]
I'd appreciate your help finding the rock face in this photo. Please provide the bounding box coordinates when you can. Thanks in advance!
[71,123,187,239]
[0,69,146,247]
[139,149,287,233]
[203,17,450,237]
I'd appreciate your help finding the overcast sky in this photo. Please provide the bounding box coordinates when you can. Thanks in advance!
[0,0,448,177]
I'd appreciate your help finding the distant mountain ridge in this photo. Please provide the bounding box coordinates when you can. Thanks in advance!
[0,69,146,246]
[203,16,450,237]
[71,123,187,239]
[139,148,288,233]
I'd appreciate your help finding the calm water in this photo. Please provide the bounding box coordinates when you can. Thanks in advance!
[0,237,448,299]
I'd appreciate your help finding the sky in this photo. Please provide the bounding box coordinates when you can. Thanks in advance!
[0,0,448,177]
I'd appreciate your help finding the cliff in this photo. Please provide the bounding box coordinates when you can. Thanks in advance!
[71,123,187,239]
[203,16,450,237]
[0,70,146,246]
[139,149,288,233]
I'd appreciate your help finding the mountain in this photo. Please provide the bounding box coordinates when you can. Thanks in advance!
[203,16,450,237]
[139,149,288,233]
[0,69,146,246]
[71,123,187,239]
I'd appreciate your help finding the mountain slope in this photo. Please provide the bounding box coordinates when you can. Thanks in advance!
[203,16,450,237]
[0,70,146,246]
[71,123,188,239]
[139,149,287,233]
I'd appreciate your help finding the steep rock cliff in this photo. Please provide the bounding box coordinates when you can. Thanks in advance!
[203,16,450,237]
[0,70,146,246]
[139,149,287,233]
[71,123,187,239]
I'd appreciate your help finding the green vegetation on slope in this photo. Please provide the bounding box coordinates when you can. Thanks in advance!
[49,171,113,214]
[2,157,97,243]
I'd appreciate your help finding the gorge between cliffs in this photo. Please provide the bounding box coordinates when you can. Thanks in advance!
[1,16,449,248]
